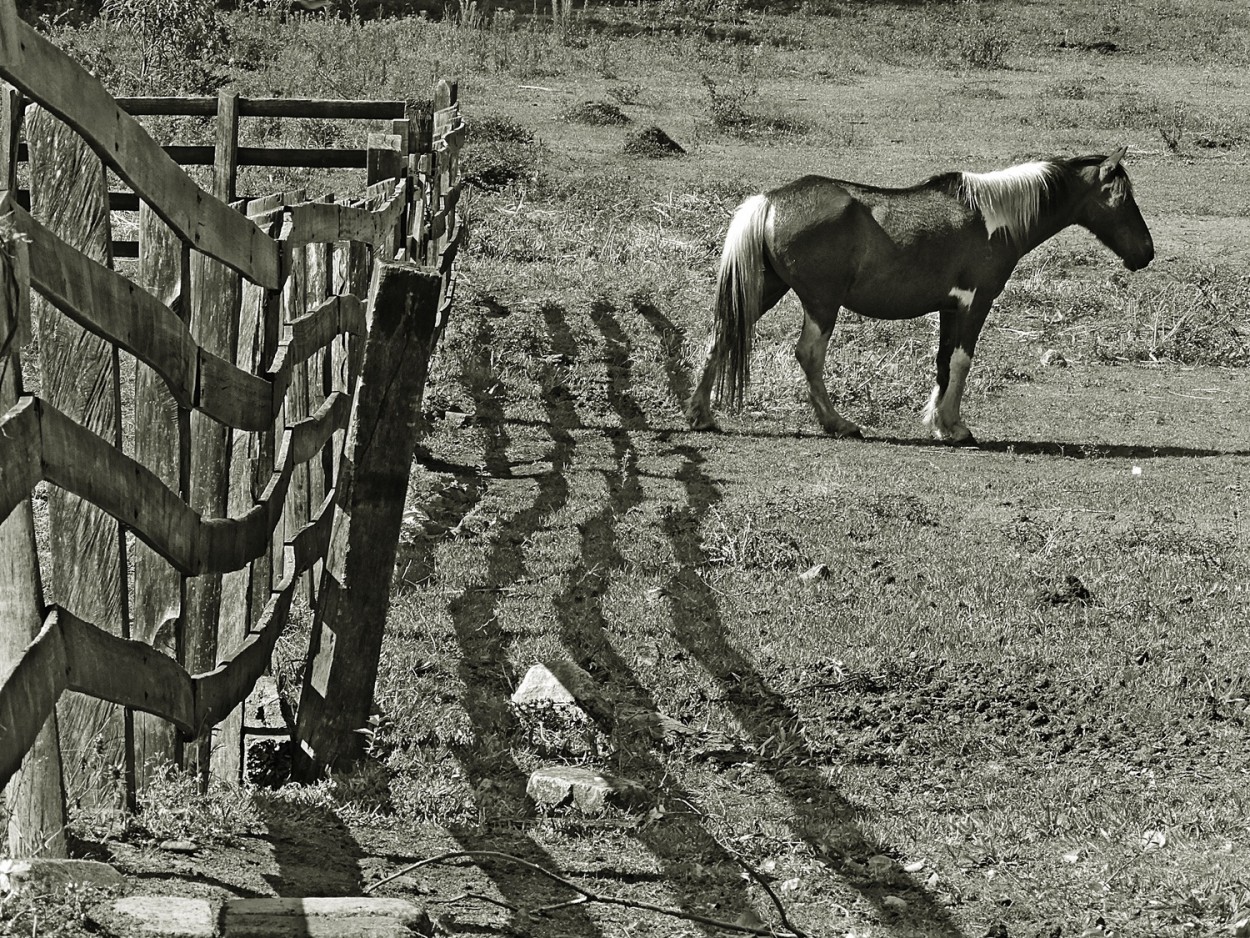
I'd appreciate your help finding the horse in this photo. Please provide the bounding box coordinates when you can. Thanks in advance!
[687,148,1154,444]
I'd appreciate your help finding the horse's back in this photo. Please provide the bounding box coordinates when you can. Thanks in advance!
[764,176,891,293]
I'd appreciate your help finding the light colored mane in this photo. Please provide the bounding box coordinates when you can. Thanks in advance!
[958,161,1060,242]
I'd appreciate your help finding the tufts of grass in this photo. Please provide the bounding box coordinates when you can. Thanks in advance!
[129,765,263,845]
[558,99,631,126]
[700,73,810,137]
[462,115,546,194]
[624,124,686,158]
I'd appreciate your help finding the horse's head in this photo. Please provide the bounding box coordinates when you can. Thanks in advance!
[1072,147,1155,271]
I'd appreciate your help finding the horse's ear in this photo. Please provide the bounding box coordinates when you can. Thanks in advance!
[1099,146,1128,180]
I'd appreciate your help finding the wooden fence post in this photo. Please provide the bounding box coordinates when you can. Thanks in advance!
[25,105,130,815]
[291,262,441,779]
[188,90,242,784]
[214,201,283,785]
[1,85,67,857]
[130,205,190,791]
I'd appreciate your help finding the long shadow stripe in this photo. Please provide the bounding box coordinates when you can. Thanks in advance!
[636,307,968,936]
[443,314,603,937]
[551,299,773,931]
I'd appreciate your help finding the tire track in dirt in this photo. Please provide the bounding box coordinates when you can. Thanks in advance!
[440,313,604,936]
[628,299,969,937]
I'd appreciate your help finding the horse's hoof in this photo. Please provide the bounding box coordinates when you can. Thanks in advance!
[947,432,978,448]
[687,414,722,432]
[827,425,863,439]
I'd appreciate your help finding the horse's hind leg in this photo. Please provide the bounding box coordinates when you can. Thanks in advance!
[796,302,861,438]
[688,269,789,430]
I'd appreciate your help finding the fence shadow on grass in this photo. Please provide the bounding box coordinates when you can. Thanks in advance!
[618,297,968,938]
[550,297,774,929]
[440,312,606,937]
[694,423,1250,462]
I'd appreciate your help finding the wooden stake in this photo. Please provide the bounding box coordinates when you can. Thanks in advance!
[291,262,440,779]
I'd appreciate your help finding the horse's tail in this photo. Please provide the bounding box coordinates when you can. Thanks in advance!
[713,193,770,411]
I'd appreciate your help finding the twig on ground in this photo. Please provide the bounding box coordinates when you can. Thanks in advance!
[366,849,805,937]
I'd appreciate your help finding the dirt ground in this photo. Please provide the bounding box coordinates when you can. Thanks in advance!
[33,357,1246,938]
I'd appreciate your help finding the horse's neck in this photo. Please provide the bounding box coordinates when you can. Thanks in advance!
[1012,178,1089,258]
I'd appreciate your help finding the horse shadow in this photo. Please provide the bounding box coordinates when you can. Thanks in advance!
[702,423,1250,461]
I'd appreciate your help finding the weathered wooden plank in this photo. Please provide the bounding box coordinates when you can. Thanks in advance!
[366,133,404,187]
[164,145,374,171]
[0,396,41,524]
[57,610,195,736]
[195,349,274,432]
[26,105,130,813]
[214,91,239,203]
[302,240,331,600]
[0,3,18,64]
[40,400,196,570]
[291,492,335,577]
[287,294,367,363]
[114,97,406,120]
[187,104,243,779]
[290,391,351,467]
[282,186,406,252]
[0,18,281,288]
[293,263,442,777]
[0,617,69,800]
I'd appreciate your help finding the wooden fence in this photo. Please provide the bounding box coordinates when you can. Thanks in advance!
[0,0,464,858]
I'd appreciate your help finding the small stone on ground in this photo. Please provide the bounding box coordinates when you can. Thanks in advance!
[527,765,648,814]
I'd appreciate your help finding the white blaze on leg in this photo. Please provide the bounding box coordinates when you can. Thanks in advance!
[948,286,977,310]
[941,349,972,432]
[925,288,978,438]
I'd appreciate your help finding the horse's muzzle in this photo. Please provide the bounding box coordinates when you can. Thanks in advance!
[1124,243,1154,270]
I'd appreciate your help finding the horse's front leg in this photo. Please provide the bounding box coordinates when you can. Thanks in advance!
[923,291,990,445]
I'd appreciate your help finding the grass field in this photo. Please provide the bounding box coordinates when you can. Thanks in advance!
[8,1,1250,936]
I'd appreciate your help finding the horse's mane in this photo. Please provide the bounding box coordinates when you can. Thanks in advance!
[957,161,1061,242]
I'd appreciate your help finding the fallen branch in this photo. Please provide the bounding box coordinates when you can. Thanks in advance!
[365,849,806,937]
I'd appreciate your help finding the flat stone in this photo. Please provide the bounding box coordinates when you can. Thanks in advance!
[158,839,200,854]
[91,897,217,938]
[0,858,124,896]
[224,897,432,938]
[527,766,648,815]
[511,664,577,706]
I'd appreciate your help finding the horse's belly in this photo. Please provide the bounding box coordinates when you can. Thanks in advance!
[845,277,946,321]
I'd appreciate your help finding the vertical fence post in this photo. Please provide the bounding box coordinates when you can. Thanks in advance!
[1,85,67,858]
[216,201,283,785]
[291,263,441,779]
[192,89,242,784]
[25,105,130,815]
[131,207,191,791]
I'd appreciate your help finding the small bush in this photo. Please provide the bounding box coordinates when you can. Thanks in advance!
[559,100,631,126]
[463,116,545,192]
[624,125,686,158]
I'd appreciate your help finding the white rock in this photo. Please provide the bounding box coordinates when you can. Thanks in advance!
[511,664,576,706]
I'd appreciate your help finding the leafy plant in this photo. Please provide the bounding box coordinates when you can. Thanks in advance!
[101,0,229,93]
